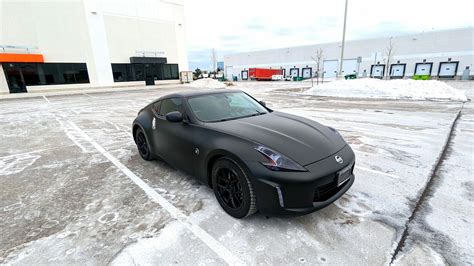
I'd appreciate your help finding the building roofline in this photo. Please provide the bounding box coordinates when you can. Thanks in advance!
[224,27,474,58]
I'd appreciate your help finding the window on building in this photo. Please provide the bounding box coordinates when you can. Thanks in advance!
[21,64,40,86]
[74,63,89,83]
[42,63,64,84]
[112,64,133,82]
[169,64,179,79]
[111,63,179,82]
[58,63,76,83]
[2,63,90,93]
[163,64,172,79]
[163,64,179,80]
[132,63,145,81]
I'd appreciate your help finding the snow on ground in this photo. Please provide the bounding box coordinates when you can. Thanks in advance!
[396,102,474,265]
[305,78,468,101]
[234,80,313,93]
[443,80,474,100]
[186,78,226,89]
[0,82,472,264]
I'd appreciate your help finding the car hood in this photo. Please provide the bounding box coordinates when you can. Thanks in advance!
[206,111,347,166]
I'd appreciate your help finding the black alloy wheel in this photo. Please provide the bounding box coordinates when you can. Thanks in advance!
[212,157,257,218]
[136,128,152,161]
[216,168,244,209]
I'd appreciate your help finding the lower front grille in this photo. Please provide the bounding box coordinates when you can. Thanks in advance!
[313,181,341,202]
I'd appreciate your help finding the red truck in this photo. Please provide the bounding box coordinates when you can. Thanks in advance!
[249,68,283,81]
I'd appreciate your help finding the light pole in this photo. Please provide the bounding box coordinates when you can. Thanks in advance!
[339,0,349,78]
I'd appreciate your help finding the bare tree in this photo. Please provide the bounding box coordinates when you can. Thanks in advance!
[311,48,324,85]
[384,38,395,79]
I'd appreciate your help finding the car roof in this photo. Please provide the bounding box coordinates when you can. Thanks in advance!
[155,88,243,101]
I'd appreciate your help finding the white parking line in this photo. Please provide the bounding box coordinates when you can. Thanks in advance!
[356,166,400,179]
[67,121,243,265]
[42,95,50,103]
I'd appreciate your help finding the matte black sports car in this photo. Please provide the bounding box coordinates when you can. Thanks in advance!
[132,89,355,218]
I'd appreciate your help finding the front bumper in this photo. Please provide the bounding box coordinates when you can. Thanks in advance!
[245,144,355,217]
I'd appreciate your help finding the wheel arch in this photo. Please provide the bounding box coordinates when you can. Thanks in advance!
[132,123,141,143]
[206,149,252,188]
[132,122,153,149]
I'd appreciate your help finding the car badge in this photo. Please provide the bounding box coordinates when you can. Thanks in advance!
[152,117,156,130]
[335,155,343,164]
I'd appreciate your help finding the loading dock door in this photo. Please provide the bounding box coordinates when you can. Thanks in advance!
[323,60,338,78]
[290,68,299,77]
[342,59,358,75]
[415,63,432,76]
[226,66,233,79]
[438,62,458,77]
[241,70,248,80]
[390,64,405,78]
[371,65,385,78]
[302,68,312,78]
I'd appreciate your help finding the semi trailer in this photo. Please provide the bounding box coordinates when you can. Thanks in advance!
[249,68,283,81]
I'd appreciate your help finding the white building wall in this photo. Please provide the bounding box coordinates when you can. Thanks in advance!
[0,0,187,93]
[1,0,91,62]
[83,0,114,86]
[0,0,95,91]
[225,28,474,79]
[100,0,188,70]
[103,15,178,63]
[172,4,189,71]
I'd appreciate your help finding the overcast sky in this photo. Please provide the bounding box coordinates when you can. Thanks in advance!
[184,0,473,70]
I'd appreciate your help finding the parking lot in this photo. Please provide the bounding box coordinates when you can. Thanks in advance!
[1,82,472,265]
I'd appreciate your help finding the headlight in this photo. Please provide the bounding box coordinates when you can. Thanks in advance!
[255,145,307,172]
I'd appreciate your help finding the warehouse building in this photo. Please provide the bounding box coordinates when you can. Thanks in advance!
[0,0,188,94]
[224,28,473,80]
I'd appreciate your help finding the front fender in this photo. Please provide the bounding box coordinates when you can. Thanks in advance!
[194,126,262,186]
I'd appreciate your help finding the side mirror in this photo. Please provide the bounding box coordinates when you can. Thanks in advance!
[259,101,266,107]
[165,111,183,123]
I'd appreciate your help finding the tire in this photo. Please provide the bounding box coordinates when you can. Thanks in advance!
[135,128,153,161]
[211,157,257,218]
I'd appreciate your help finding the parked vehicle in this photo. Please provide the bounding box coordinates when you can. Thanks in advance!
[271,75,284,81]
[132,90,356,218]
[249,68,283,81]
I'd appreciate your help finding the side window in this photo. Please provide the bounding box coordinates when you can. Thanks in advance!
[152,101,161,115]
[159,98,183,116]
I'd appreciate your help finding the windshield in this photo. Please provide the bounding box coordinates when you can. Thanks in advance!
[187,92,269,122]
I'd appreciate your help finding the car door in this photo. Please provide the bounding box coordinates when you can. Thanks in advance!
[151,97,196,174]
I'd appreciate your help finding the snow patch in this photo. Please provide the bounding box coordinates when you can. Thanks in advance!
[0,153,40,175]
[111,221,186,265]
[186,78,226,89]
[305,79,467,101]
[98,212,119,224]
[394,242,446,265]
